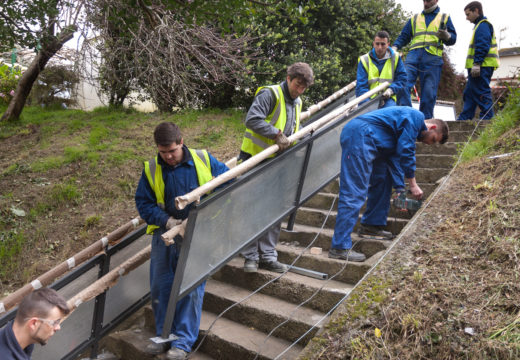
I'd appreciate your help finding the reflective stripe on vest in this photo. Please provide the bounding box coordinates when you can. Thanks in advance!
[409,12,448,56]
[359,52,398,101]
[144,148,213,234]
[240,85,301,157]
[465,19,499,69]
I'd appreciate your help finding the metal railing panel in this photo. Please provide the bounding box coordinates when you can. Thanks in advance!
[103,234,151,325]
[179,146,308,295]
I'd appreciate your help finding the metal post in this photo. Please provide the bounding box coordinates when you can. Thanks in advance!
[89,254,110,359]
[287,141,314,231]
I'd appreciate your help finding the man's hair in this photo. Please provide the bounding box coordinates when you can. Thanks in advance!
[154,122,182,146]
[464,1,483,15]
[15,288,70,325]
[287,62,314,87]
[427,119,449,144]
[375,31,390,41]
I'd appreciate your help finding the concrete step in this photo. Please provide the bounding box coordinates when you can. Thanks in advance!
[276,244,384,285]
[416,142,460,155]
[279,223,389,257]
[211,257,353,313]
[415,168,451,183]
[444,120,489,131]
[416,154,455,168]
[203,279,324,344]
[292,207,408,233]
[104,327,213,360]
[447,130,478,142]
[198,310,303,360]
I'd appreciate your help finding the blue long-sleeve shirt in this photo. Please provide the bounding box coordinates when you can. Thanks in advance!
[0,321,33,360]
[471,15,494,66]
[393,7,457,50]
[135,145,229,228]
[355,47,407,101]
[359,107,427,182]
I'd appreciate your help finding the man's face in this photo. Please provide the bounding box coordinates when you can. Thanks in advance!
[373,36,389,59]
[465,8,479,23]
[286,76,308,100]
[30,307,63,346]
[423,0,438,10]
[158,140,184,166]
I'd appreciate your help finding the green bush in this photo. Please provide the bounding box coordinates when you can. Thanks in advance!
[0,64,22,105]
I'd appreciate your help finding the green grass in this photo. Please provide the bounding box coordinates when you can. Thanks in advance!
[460,88,520,162]
[0,230,27,277]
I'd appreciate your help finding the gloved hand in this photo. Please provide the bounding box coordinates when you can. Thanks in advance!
[391,46,398,53]
[274,130,290,151]
[382,88,394,99]
[166,217,177,230]
[471,64,481,77]
[437,29,451,41]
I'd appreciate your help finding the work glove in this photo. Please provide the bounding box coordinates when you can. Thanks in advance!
[391,46,398,53]
[437,29,451,41]
[382,88,394,99]
[471,64,481,78]
[166,216,177,230]
[274,130,290,151]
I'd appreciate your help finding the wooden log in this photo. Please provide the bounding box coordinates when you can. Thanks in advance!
[0,217,145,314]
[174,82,389,210]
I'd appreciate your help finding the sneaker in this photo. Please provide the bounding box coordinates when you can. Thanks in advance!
[166,347,188,360]
[358,224,394,240]
[145,341,169,355]
[328,248,366,262]
[259,260,289,273]
[243,259,258,273]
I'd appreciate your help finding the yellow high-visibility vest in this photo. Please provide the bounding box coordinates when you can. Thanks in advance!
[409,12,448,57]
[144,148,212,234]
[465,19,499,69]
[359,52,399,101]
[240,85,301,157]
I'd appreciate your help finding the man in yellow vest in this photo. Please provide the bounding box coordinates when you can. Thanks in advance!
[393,0,457,119]
[238,62,314,273]
[458,1,499,120]
[356,30,407,108]
[135,122,229,360]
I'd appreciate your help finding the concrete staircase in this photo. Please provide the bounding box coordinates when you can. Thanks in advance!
[102,120,484,360]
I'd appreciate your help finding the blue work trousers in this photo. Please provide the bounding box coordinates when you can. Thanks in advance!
[458,67,494,120]
[332,119,378,250]
[150,229,205,352]
[360,158,393,226]
[399,49,443,119]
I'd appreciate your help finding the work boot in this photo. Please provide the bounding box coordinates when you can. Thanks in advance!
[328,248,366,262]
[243,259,258,273]
[358,224,394,240]
[166,347,188,360]
[145,341,169,355]
[259,260,289,273]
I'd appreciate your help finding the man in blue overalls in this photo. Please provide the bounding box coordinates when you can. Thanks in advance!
[329,107,449,261]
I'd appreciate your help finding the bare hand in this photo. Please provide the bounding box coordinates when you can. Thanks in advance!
[275,131,290,151]
[409,184,423,200]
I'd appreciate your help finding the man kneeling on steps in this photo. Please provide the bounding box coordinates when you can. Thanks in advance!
[329,107,449,262]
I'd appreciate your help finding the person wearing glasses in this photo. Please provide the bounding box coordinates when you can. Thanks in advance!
[0,288,69,359]
[392,0,457,119]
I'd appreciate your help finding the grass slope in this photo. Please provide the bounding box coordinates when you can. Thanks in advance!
[0,106,245,295]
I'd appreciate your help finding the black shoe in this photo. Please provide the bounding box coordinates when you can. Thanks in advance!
[328,248,366,262]
[358,224,394,240]
[145,341,169,355]
[259,260,289,273]
[243,259,258,273]
[166,347,188,360]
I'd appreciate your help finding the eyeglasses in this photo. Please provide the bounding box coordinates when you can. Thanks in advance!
[26,317,62,327]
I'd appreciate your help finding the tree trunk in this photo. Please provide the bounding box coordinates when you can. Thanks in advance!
[1,28,75,122]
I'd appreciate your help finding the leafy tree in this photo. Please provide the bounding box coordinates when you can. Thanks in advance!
[203,0,408,108]
[0,0,86,121]
[27,64,80,107]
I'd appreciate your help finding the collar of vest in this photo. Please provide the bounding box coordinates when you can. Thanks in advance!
[156,145,193,168]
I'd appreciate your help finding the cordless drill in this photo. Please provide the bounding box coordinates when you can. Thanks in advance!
[392,191,423,212]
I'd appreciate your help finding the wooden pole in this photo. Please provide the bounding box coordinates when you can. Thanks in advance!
[175,82,389,210]
[0,217,145,314]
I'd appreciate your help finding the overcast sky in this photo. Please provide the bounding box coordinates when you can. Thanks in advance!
[394,0,520,73]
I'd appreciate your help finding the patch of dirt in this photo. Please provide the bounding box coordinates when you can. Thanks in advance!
[302,149,520,359]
